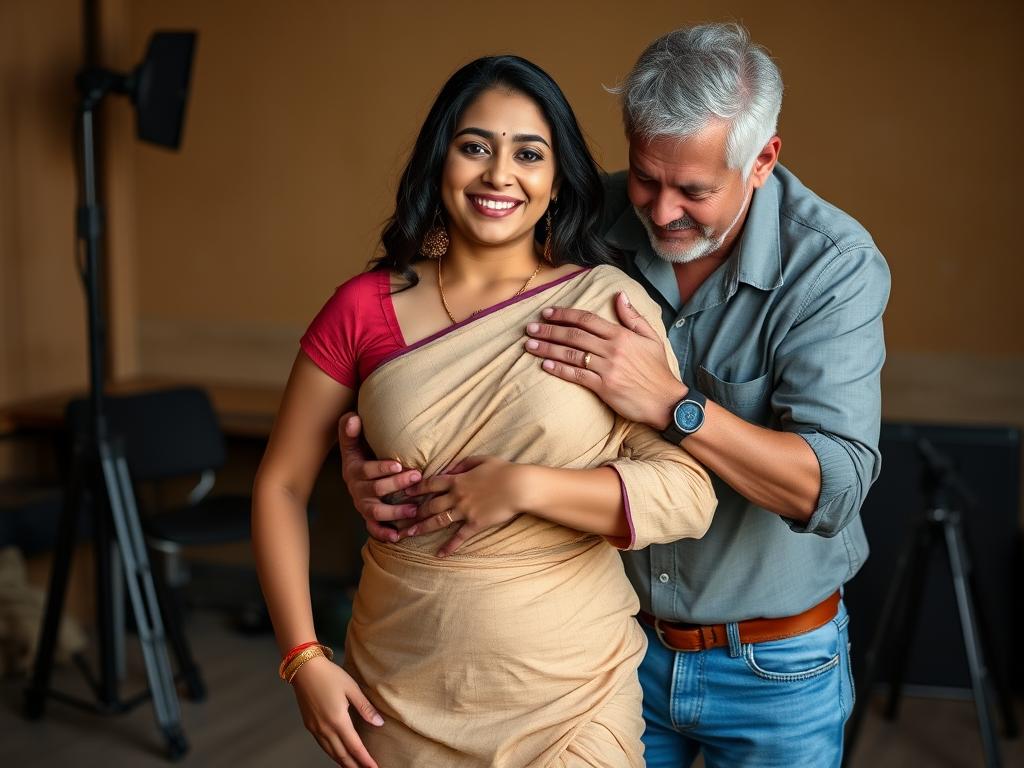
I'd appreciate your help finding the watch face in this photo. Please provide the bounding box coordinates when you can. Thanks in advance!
[676,401,704,432]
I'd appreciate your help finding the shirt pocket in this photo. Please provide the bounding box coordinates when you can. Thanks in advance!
[696,365,772,426]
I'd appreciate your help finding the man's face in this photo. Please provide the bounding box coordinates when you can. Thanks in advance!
[627,121,752,264]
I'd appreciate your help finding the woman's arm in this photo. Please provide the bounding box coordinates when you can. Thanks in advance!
[252,353,382,768]
[404,458,627,555]
[405,420,716,556]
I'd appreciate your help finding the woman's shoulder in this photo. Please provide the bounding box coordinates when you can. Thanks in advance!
[314,268,391,315]
[332,267,390,298]
[575,264,660,314]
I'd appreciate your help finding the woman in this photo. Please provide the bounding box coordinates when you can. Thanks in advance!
[252,56,716,768]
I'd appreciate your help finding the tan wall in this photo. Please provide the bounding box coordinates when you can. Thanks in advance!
[2,0,1022,425]
[0,0,86,407]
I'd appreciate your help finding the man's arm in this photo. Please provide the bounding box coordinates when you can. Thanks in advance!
[525,292,820,521]
[525,246,890,532]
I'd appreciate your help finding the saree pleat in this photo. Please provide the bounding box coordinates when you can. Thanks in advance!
[346,266,714,767]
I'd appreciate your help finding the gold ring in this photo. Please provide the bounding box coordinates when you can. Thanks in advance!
[444,510,455,525]
[583,352,592,370]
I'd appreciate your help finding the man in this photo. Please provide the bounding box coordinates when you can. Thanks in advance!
[340,23,889,767]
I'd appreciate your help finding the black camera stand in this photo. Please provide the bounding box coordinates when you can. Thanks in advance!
[843,439,1018,767]
[22,89,189,761]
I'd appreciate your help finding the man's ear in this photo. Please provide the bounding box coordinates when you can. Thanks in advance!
[750,136,781,189]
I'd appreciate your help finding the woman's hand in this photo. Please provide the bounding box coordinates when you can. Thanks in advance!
[400,457,527,557]
[290,655,384,768]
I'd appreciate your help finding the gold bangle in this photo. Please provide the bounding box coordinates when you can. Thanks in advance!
[283,646,323,683]
[281,643,334,683]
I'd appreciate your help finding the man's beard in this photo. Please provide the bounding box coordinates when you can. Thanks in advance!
[634,186,752,265]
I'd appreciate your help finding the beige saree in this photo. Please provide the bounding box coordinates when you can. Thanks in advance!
[346,265,715,767]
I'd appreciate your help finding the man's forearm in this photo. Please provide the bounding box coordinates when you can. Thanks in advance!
[679,399,821,521]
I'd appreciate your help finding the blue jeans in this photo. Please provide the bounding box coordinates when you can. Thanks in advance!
[638,601,854,768]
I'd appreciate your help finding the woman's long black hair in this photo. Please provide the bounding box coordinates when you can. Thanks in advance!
[374,55,618,283]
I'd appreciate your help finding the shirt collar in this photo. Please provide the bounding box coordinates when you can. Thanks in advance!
[731,170,783,292]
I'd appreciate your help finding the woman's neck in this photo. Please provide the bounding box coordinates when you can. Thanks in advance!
[442,235,541,288]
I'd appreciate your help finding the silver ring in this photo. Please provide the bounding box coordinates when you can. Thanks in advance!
[583,352,592,370]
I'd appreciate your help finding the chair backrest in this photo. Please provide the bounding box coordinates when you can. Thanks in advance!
[65,387,226,482]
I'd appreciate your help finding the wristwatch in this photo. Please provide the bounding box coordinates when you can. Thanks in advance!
[660,388,707,444]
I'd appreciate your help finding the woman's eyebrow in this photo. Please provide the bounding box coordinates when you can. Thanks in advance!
[454,127,550,148]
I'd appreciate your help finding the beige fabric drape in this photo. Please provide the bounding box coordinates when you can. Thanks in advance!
[347,265,715,767]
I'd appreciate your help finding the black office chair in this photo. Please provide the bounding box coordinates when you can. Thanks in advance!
[65,386,257,701]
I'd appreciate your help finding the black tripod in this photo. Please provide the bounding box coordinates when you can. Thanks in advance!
[22,66,190,760]
[843,438,1018,767]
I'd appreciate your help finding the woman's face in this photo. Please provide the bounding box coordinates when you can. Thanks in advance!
[440,88,558,254]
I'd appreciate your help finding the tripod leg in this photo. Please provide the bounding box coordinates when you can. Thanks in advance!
[111,540,127,681]
[94,500,118,709]
[944,514,1003,768]
[149,547,207,701]
[24,453,86,719]
[883,521,933,720]
[967,553,1019,739]
[844,524,918,764]
[99,441,188,759]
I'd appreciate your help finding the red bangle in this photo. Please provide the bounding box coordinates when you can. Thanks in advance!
[278,641,320,678]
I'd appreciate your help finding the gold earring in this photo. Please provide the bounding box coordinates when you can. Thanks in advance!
[543,207,554,264]
[420,207,449,259]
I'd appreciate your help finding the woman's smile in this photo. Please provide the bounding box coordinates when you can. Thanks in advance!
[467,193,524,218]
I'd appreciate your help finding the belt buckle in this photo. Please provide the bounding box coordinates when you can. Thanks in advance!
[653,618,700,652]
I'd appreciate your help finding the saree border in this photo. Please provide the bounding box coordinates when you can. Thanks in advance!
[374,267,592,370]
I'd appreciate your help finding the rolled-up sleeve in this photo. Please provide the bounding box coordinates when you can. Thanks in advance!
[774,245,891,536]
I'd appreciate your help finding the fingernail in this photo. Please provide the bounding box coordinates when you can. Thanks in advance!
[404,508,418,518]
[406,526,418,536]
[542,308,554,318]
[621,291,631,307]
[409,471,421,482]
[388,532,399,543]
[525,339,539,350]
[542,360,555,370]
[527,323,539,334]
[371,713,384,726]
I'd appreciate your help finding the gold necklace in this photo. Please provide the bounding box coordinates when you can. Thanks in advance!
[437,257,543,325]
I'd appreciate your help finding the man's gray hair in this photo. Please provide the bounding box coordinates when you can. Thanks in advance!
[614,23,783,177]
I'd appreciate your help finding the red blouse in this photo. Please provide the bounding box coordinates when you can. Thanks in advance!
[300,270,405,389]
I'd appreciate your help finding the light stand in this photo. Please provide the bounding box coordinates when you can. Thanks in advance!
[843,438,1018,767]
[23,32,197,761]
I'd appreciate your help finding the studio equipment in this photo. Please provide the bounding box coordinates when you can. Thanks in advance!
[843,424,1020,768]
[23,31,197,761]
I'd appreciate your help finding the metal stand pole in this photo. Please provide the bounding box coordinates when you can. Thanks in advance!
[23,99,188,761]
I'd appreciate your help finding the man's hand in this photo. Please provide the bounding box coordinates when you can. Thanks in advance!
[524,291,686,429]
[338,413,422,543]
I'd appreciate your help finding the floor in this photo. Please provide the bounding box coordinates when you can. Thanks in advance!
[1,609,1021,768]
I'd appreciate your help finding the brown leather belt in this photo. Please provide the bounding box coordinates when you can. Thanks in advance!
[638,591,841,652]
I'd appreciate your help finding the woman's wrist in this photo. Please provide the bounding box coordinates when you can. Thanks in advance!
[513,464,546,515]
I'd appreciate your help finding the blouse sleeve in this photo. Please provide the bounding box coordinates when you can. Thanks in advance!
[604,421,716,550]
[602,289,717,550]
[299,277,368,388]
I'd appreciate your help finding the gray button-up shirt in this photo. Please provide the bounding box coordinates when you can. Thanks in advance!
[605,164,891,624]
